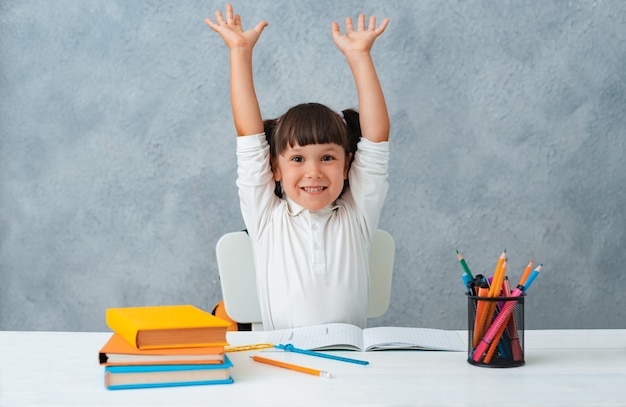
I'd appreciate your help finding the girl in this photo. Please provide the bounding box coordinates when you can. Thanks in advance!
[206,4,390,330]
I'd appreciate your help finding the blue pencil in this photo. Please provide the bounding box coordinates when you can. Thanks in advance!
[275,344,370,366]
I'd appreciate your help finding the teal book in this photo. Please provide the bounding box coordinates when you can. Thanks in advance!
[105,356,233,390]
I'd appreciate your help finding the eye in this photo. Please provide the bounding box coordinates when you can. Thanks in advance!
[321,155,335,162]
[290,156,304,163]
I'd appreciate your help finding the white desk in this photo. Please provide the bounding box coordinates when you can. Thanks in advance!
[1,330,625,406]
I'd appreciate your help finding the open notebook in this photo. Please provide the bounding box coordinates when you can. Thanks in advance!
[266,323,465,352]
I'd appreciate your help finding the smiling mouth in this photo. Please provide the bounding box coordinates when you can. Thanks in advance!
[302,187,326,193]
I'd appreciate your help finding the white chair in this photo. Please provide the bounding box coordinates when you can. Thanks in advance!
[216,229,395,329]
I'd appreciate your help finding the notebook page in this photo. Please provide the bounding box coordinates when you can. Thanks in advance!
[363,327,465,351]
[267,323,365,350]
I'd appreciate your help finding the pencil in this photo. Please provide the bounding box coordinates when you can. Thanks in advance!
[488,250,507,299]
[251,355,331,378]
[225,343,275,352]
[482,259,507,339]
[456,250,474,280]
[474,250,507,347]
[472,280,490,348]
[275,344,369,365]
[519,260,534,286]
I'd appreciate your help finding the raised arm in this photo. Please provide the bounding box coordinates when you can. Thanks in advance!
[205,4,268,136]
[332,14,390,143]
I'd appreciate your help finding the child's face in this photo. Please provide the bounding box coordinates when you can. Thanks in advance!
[272,142,351,211]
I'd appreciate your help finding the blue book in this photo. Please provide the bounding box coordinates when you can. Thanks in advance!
[105,356,233,390]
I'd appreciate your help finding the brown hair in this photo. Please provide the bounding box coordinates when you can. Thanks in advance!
[264,103,360,158]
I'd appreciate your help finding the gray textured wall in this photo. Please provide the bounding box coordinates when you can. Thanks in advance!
[1,0,625,332]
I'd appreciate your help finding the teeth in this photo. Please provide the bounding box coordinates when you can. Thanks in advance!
[303,187,324,192]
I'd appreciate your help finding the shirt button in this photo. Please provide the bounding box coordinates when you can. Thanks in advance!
[312,224,318,230]
[314,243,320,250]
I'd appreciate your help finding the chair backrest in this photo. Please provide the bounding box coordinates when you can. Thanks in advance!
[216,229,395,327]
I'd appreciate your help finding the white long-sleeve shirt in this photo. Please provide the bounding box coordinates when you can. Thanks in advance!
[236,133,389,330]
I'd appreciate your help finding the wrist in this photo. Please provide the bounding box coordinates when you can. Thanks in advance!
[230,45,254,56]
[344,50,373,64]
[344,52,375,74]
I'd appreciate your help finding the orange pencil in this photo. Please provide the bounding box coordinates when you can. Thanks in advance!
[488,250,508,298]
[519,260,534,286]
[482,258,507,337]
[472,281,490,348]
[474,251,507,346]
[251,355,331,378]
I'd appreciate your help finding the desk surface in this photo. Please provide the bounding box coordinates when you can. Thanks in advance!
[1,329,625,406]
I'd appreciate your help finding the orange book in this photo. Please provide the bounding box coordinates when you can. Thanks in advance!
[99,333,225,366]
[106,305,231,349]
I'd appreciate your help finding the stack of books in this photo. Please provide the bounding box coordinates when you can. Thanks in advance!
[98,304,233,390]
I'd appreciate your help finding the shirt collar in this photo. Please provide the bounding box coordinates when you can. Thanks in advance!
[285,196,339,217]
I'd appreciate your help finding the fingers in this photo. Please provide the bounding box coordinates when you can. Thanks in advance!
[209,6,388,40]
[357,14,365,31]
[226,3,234,25]
[205,4,267,48]
[344,16,354,34]
[374,18,390,35]
[213,10,224,25]
[203,10,223,30]
[341,14,389,35]
[208,4,238,28]
[368,16,376,31]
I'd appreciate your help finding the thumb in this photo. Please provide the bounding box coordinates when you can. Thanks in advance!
[204,18,218,31]
[253,21,269,35]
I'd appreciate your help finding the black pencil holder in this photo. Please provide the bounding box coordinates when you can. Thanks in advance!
[467,293,525,368]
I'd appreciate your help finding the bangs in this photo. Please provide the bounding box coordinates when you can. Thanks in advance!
[272,103,349,156]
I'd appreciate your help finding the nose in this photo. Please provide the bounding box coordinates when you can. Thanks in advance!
[304,161,322,178]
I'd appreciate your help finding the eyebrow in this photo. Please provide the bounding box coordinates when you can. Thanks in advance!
[288,145,344,154]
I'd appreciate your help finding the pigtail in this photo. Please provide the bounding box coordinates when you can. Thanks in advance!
[338,109,362,196]
[263,118,278,146]
[341,109,361,163]
[263,118,283,198]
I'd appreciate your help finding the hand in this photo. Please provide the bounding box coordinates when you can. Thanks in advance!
[331,14,389,56]
[205,4,268,50]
